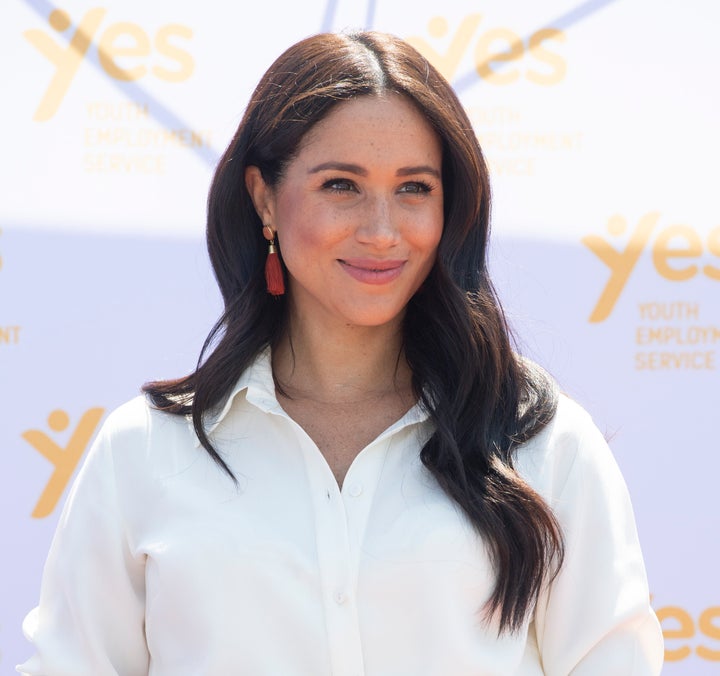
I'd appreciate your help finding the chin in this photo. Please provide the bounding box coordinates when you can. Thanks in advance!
[339,305,407,329]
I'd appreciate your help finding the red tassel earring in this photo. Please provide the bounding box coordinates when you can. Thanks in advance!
[262,225,285,296]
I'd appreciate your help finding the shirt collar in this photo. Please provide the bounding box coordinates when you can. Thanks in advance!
[191,346,431,446]
[190,346,279,446]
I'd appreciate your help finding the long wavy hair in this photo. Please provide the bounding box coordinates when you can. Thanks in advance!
[144,31,563,634]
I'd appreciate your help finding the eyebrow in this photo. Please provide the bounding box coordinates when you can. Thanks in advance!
[308,162,441,179]
[308,162,367,176]
[396,165,441,179]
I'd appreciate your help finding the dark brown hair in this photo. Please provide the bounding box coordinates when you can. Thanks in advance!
[144,31,563,634]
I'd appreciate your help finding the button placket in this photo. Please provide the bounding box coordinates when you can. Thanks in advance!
[347,482,363,498]
[287,407,427,676]
[291,431,364,676]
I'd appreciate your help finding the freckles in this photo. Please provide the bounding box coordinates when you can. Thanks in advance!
[293,224,326,250]
[404,216,443,247]
[306,212,354,246]
[278,216,347,271]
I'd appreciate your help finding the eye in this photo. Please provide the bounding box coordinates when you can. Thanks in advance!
[398,181,434,195]
[400,181,432,195]
[322,178,357,193]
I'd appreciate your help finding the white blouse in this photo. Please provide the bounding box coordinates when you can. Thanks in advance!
[19,349,663,675]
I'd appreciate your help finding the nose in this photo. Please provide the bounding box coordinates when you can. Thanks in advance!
[355,194,401,248]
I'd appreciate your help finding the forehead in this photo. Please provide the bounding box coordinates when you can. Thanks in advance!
[294,94,441,164]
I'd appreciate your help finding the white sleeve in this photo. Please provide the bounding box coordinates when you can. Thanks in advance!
[534,411,664,675]
[17,418,149,675]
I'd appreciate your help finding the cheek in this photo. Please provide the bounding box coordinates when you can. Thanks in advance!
[275,216,343,278]
[415,219,443,280]
[430,222,444,249]
[274,193,314,255]
[276,200,350,259]
[411,210,444,253]
[278,220,341,265]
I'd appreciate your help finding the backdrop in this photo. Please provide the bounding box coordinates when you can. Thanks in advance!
[2,0,719,672]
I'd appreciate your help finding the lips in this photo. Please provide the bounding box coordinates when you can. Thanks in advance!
[338,258,406,284]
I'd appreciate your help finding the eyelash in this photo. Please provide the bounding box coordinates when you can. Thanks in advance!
[399,181,433,195]
[323,179,356,193]
[321,179,435,195]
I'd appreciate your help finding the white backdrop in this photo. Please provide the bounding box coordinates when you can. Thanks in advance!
[2,0,719,671]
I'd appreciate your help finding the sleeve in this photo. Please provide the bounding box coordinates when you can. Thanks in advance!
[17,416,149,675]
[533,407,664,675]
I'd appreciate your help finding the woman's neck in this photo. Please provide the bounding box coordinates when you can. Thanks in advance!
[272,312,412,405]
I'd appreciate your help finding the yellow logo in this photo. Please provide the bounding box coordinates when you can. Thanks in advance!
[24,8,194,121]
[407,15,566,85]
[0,326,21,344]
[582,213,720,322]
[657,604,720,662]
[0,228,20,346]
[23,407,105,517]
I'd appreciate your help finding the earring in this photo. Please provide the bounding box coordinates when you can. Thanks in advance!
[262,224,285,296]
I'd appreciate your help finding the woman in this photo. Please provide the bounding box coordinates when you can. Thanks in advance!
[19,31,663,674]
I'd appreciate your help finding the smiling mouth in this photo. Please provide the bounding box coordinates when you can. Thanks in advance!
[338,258,406,284]
[339,259,405,271]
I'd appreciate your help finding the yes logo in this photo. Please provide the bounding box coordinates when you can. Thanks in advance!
[23,408,105,517]
[24,8,194,121]
[407,15,566,85]
[657,604,720,662]
[582,213,720,322]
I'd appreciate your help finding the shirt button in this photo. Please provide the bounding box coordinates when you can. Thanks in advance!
[347,483,363,497]
[334,591,346,605]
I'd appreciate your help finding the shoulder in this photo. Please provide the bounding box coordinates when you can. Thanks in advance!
[514,393,617,502]
[99,395,188,443]
[102,395,152,436]
[541,393,598,451]
[91,395,198,474]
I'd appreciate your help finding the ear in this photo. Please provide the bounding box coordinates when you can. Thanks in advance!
[244,166,275,226]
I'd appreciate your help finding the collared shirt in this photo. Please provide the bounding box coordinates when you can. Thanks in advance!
[19,349,663,675]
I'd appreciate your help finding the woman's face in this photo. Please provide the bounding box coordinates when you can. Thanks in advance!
[247,94,444,330]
